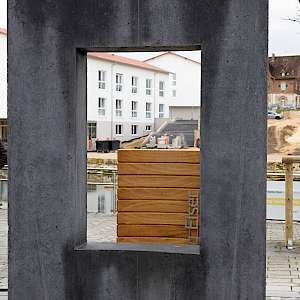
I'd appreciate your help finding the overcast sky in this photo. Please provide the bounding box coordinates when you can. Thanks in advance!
[0,0,300,60]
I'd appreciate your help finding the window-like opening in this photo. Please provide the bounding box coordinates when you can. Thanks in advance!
[159,81,165,97]
[131,76,138,94]
[98,98,105,116]
[146,79,152,95]
[115,99,122,117]
[146,102,152,119]
[131,101,138,118]
[159,104,165,118]
[116,73,123,92]
[98,70,106,89]
[131,124,138,135]
[86,50,201,247]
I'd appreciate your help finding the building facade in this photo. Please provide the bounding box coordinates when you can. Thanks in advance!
[87,53,170,147]
[1,31,203,146]
[144,52,201,121]
[268,54,300,109]
[0,29,7,142]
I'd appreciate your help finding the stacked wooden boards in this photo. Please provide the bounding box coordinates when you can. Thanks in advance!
[117,149,200,245]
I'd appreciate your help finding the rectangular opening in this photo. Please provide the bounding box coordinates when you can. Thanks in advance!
[85,50,202,249]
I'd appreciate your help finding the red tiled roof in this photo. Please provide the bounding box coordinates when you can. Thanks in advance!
[88,52,169,73]
[0,28,7,35]
[144,52,201,65]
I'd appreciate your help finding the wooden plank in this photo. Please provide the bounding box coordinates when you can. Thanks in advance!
[285,162,294,247]
[118,163,200,176]
[118,175,200,188]
[117,237,190,245]
[117,225,188,237]
[117,225,198,238]
[118,149,200,163]
[118,200,188,213]
[118,188,199,201]
[118,212,187,225]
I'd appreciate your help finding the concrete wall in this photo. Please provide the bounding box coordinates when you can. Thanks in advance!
[0,32,7,119]
[169,106,200,121]
[8,0,268,299]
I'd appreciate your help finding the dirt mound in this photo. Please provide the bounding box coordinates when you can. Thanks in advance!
[268,124,297,154]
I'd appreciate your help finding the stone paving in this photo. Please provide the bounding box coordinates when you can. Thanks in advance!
[2,209,300,299]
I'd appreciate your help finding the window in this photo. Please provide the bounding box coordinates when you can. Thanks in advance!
[280,82,288,91]
[88,122,97,139]
[131,125,138,135]
[98,70,106,89]
[146,102,152,118]
[159,81,165,97]
[131,101,138,118]
[115,124,122,135]
[172,73,176,86]
[172,90,176,97]
[146,79,152,95]
[132,76,138,93]
[116,73,123,92]
[98,98,105,116]
[116,99,122,117]
[87,184,97,192]
[145,125,151,131]
[159,104,165,118]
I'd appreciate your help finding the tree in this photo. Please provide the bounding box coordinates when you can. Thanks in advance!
[288,2,300,24]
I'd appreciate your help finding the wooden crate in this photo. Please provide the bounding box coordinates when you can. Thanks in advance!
[117,149,200,245]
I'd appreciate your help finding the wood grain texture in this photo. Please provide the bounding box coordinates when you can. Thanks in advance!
[118,225,198,238]
[117,200,188,213]
[117,237,190,245]
[118,163,200,176]
[118,175,200,188]
[118,212,187,225]
[118,188,199,200]
[118,149,200,163]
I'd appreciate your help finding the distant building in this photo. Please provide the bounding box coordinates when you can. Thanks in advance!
[144,52,201,121]
[268,54,300,109]
[87,53,170,147]
[0,30,205,146]
[0,28,7,142]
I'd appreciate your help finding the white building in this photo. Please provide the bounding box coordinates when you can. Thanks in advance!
[0,28,7,142]
[145,52,201,121]
[87,52,170,146]
[0,30,202,147]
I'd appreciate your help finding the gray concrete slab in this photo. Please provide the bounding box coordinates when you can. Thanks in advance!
[2,209,300,299]
[8,0,268,298]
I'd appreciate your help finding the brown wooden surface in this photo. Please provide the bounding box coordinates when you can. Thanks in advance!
[285,162,294,247]
[118,212,187,225]
[117,149,200,245]
[118,200,188,213]
[118,188,199,200]
[117,237,190,244]
[119,175,200,188]
[117,225,189,237]
[118,163,200,176]
[118,149,200,163]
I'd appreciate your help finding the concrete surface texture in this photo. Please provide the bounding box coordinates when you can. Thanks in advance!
[2,210,300,299]
[8,0,268,299]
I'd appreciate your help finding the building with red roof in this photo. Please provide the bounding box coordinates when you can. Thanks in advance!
[268,54,300,109]
[0,28,7,142]
[86,52,171,147]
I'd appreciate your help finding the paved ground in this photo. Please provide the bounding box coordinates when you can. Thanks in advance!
[2,209,300,299]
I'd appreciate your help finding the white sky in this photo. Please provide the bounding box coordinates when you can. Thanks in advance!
[0,0,300,59]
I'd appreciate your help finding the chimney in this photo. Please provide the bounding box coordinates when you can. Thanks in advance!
[271,53,276,63]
